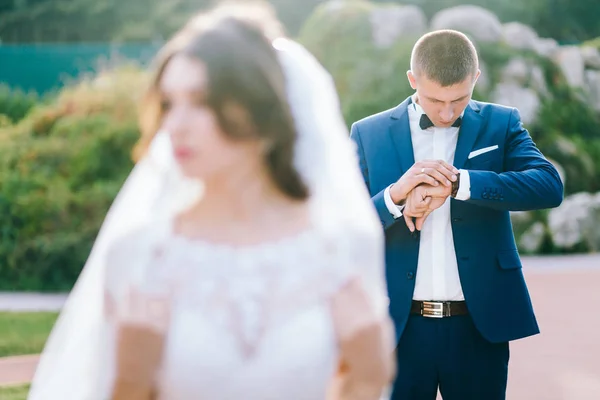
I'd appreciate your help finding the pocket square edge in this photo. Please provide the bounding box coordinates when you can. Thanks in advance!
[468,145,499,159]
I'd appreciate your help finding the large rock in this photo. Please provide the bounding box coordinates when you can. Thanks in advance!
[430,6,502,43]
[502,22,560,59]
[501,58,529,85]
[584,70,600,112]
[519,222,546,254]
[322,0,346,14]
[477,61,491,93]
[530,65,549,97]
[502,22,539,52]
[510,211,546,254]
[500,58,549,97]
[511,211,534,235]
[553,46,585,87]
[535,38,559,58]
[547,158,567,188]
[548,192,600,251]
[491,83,540,125]
[370,5,426,48]
[581,46,600,70]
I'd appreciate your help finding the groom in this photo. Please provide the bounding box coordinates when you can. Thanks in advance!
[350,29,563,399]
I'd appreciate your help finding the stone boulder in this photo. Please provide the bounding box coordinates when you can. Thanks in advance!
[534,38,559,58]
[511,211,534,236]
[502,22,539,52]
[548,192,600,251]
[519,222,546,254]
[584,70,600,112]
[553,46,585,88]
[502,22,559,58]
[476,61,491,93]
[430,6,502,43]
[547,158,567,188]
[581,46,600,70]
[491,82,540,125]
[500,58,548,96]
[370,5,427,48]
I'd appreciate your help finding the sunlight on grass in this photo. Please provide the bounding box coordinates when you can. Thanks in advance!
[0,384,30,400]
[0,312,58,357]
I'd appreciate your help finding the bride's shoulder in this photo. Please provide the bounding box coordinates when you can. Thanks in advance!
[103,220,169,275]
[102,220,172,296]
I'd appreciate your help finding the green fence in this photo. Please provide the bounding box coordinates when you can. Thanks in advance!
[0,42,160,94]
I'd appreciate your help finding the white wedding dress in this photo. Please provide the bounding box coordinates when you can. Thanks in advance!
[104,220,367,400]
[28,38,391,400]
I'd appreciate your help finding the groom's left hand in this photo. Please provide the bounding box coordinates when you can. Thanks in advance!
[404,183,451,231]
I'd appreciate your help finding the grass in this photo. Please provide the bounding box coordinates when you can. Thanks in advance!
[0,312,58,357]
[0,384,30,400]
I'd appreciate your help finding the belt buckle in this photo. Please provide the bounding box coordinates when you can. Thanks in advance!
[421,301,444,318]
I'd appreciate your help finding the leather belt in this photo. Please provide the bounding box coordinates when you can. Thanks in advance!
[410,300,468,318]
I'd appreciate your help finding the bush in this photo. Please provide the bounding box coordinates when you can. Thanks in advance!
[527,57,600,193]
[0,67,148,291]
[0,85,40,124]
[299,1,419,123]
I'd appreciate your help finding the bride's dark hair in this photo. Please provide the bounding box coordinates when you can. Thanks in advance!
[136,1,308,200]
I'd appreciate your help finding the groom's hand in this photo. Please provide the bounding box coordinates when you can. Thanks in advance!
[403,183,451,232]
[389,160,458,205]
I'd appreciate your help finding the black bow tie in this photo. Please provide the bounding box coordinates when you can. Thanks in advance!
[419,114,462,130]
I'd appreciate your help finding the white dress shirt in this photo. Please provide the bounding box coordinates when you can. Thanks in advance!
[383,100,471,301]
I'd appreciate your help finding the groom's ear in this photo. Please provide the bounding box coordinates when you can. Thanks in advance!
[473,69,481,85]
[407,70,417,90]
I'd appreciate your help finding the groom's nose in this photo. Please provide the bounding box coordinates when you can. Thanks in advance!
[439,107,454,123]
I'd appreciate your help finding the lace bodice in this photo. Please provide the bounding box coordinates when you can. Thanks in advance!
[104,221,364,399]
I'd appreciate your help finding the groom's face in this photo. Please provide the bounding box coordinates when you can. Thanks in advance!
[407,70,479,128]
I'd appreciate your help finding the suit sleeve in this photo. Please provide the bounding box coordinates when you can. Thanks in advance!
[464,108,564,211]
[350,123,404,230]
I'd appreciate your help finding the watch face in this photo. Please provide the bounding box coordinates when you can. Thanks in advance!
[452,173,460,197]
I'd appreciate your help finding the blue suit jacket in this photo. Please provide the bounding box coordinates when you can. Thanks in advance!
[350,97,564,344]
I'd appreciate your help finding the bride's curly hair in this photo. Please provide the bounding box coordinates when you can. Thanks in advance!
[136,0,308,200]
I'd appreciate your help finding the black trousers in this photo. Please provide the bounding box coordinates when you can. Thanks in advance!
[390,314,509,400]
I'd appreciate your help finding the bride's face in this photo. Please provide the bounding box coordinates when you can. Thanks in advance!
[159,55,264,181]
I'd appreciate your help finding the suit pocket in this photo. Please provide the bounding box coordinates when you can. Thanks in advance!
[497,249,522,270]
[467,150,498,166]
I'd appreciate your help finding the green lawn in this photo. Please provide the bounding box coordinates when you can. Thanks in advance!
[0,384,29,400]
[0,312,58,357]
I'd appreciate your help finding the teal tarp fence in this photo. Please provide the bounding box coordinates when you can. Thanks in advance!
[0,43,160,94]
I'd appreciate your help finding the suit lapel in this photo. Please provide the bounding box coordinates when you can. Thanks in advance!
[388,97,415,175]
[453,101,484,170]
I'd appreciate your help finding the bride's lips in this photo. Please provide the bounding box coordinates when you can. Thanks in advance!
[174,147,193,160]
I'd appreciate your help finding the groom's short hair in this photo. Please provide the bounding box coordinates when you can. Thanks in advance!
[410,29,479,87]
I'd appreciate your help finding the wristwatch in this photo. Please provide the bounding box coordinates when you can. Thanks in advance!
[451,172,461,198]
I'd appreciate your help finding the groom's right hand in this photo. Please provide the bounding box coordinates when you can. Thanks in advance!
[389,159,458,205]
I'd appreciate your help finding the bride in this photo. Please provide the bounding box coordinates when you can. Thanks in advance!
[28,2,395,399]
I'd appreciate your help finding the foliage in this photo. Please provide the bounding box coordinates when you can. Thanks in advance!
[583,37,600,50]
[0,85,41,124]
[0,67,147,291]
[527,58,600,193]
[299,1,419,123]
[1,0,600,44]
[373,0,600,43]
[0,0,321,43]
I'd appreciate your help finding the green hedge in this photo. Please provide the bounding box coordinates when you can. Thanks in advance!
[0,85,40,124]
[0,67,146,291]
